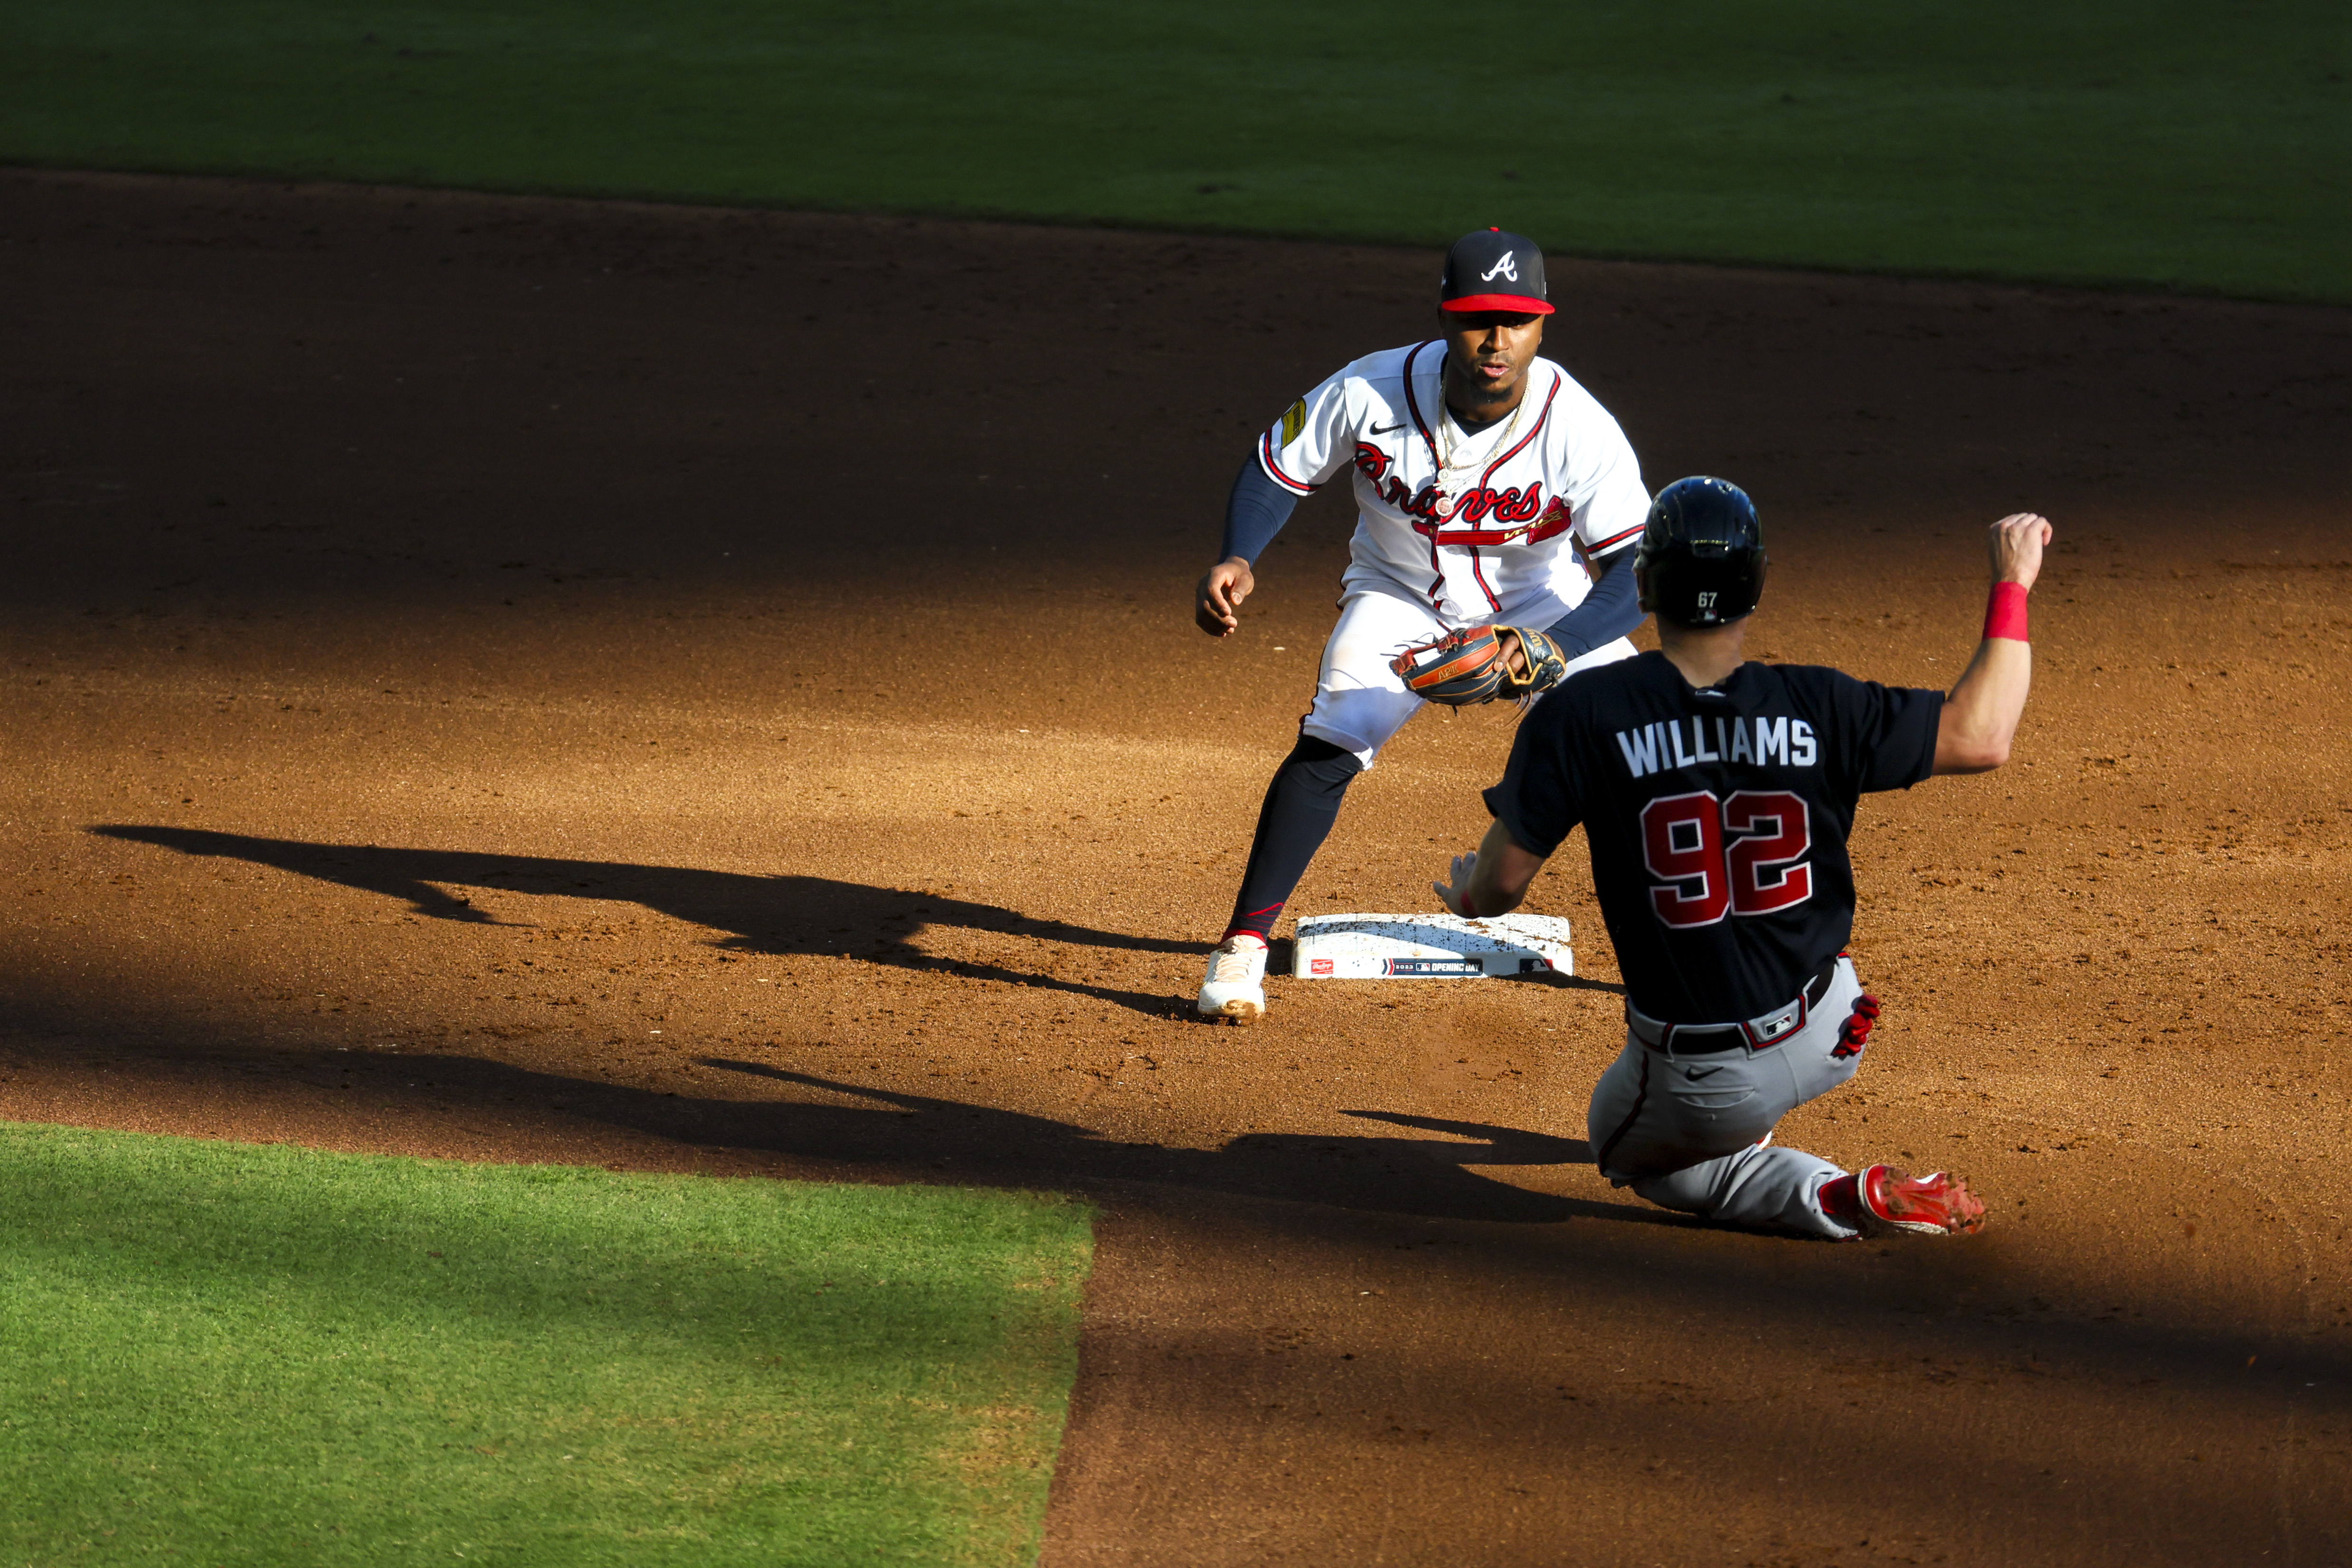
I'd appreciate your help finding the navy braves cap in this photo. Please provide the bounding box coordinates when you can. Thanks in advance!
[1440,228,1553,315]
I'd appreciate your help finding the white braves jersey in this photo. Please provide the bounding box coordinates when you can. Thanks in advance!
[1257,341,1650,624]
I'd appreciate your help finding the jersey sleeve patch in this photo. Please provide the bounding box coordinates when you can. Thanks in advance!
[1258,367,1356,492]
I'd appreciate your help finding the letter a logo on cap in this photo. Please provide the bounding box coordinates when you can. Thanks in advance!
[1441,229,1554,315]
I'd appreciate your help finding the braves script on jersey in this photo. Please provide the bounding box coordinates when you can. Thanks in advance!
[1259,342,1650,621]
[1486,653,1944,1022]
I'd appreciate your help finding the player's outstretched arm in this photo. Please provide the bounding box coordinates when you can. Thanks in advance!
[1198,450,1299,637]
[1433,818,1546,919]
[1195,558,1256,637]
[1934,512,2052,775]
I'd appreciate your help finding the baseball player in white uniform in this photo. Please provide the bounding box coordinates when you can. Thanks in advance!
[1194,229,1653,1021]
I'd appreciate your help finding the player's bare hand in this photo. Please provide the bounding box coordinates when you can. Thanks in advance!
[1495,628,1529,679]
[1987,513,2052,591]
[1432,851,1478,917]
[1196,558,1256,637]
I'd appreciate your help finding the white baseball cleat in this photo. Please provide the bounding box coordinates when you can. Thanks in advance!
[1196,936,1269,1024]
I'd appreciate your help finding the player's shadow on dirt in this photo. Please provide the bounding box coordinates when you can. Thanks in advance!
[90,825,1193,1017]
[694,1061,1639,1226]
[1338,1108,1592,1164]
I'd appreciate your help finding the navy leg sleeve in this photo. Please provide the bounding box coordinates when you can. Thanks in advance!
[1223,735,1363,941]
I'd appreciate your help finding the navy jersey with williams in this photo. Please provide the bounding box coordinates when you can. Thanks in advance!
[1486,652,1943,1023]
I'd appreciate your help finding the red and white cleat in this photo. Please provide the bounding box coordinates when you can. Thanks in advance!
[1858,1164,1987,1236]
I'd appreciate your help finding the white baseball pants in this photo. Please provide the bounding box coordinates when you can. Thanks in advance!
[1297,579,1638,768]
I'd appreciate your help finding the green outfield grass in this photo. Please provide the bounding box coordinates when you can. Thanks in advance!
[0,1123,1091,1566]
[0,0,2344,301]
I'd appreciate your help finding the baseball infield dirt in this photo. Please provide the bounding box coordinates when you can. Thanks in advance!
[4,167,2348,1566]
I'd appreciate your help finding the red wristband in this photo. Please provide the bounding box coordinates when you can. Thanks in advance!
[1983,581,2029,642]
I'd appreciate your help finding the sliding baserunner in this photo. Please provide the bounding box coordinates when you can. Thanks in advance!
[1437,478,2050,1238]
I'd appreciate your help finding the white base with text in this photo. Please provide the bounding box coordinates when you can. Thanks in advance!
[1291,913,1573,980]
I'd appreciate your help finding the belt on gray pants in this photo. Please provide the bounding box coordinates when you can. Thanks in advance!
[1626,955,1844,1055]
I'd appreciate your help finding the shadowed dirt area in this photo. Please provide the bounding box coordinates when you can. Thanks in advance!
[4,167,2350,1565]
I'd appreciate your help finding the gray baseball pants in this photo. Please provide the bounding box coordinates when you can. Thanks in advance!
[1586,957,1868,1240]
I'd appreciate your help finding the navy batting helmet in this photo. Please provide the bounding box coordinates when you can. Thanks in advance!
[1634,477,1767,627]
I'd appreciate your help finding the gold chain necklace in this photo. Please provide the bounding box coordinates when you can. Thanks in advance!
[1434,355,1528,489]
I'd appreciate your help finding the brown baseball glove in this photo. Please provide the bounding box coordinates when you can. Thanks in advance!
[1389,625,1570,706]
